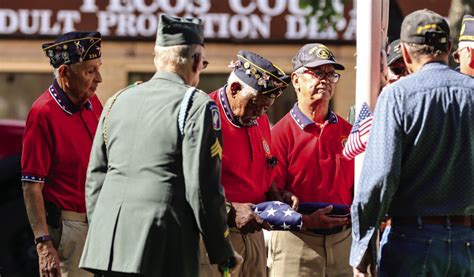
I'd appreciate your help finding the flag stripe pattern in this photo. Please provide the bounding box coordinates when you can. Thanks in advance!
[253,201,303,230]
[343,102,374,160]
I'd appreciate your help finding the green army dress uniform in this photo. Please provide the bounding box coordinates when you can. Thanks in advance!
[80,14,233,276]
[80,72,232,276]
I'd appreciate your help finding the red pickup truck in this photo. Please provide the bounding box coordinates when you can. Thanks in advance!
[0,119,38,276]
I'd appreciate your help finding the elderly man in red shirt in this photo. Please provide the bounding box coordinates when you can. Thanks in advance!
[21,32,103,277]
[199,50,296,277]
[268,43,354,276]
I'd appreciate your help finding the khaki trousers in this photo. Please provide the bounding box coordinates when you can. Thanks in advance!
[49,214,92,277]
[199,229,266,277]
[268,229,352,277]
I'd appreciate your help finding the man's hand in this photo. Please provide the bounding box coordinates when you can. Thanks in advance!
[218,250,243,276]
[280,190,299,210]
[229,203,269,234]
[353,246,375,276]
[37,240,62,277]
[302,205,349,230]
[265,184,299,210]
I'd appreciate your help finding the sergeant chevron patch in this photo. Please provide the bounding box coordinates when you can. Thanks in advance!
[211,138,222,160]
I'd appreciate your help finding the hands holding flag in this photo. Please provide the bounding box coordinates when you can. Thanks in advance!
[254,201,349,231]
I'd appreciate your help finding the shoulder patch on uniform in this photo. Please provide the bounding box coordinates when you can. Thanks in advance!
[210,103,221,131]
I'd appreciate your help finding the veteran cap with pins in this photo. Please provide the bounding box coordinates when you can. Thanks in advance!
[42,31,102,68]
[229,50,290,99]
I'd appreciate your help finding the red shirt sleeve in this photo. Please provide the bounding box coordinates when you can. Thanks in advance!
[21,108,53,181]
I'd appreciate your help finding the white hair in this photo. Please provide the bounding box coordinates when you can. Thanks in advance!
[53,63,80,79]
[227,71,258,98]
[153,44,200,71]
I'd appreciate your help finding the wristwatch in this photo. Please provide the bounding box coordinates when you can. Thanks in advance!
[34,234,52,245]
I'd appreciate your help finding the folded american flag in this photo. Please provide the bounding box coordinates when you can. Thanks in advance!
[343,102,373,160]
[253,201,302,230]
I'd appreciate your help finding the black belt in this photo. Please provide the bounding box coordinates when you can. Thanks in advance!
[392,216,473,227]
[309,224,351,235]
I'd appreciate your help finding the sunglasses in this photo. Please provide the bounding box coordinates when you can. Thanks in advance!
[303,69,341,83]
[452,47,470,63]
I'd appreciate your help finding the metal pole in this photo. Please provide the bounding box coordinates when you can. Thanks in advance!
[354,0,389,192]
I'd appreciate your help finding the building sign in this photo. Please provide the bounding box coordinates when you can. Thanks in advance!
[0,0,356,42]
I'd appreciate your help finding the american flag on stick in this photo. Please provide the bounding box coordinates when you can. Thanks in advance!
[343,103,373,160]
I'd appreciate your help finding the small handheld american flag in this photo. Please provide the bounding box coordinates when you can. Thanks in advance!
[343,102,373,160]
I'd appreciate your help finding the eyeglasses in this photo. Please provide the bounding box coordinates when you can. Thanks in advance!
[302,69,341,83]
[452,47,470,63]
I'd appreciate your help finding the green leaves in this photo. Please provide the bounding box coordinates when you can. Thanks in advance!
[300,0,345,32]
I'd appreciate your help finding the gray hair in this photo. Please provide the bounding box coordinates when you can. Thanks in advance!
[53,63,80,79]
[154,44,200,70]
[227,71,257,98]
[402,42,447,60]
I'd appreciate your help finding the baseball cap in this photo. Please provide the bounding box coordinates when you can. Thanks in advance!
[292,43,345,71]
[387,39,403,66]
[400,9,450,49]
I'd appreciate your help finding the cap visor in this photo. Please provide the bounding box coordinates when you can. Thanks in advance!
[304,60,345,70]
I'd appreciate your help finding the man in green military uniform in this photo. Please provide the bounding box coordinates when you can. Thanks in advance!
[80,14,239,276]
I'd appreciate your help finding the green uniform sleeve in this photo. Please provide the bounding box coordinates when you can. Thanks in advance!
[85,99,110,223]
[181,99,233,265]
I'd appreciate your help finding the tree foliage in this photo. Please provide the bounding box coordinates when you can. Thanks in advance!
[300,0,345,31]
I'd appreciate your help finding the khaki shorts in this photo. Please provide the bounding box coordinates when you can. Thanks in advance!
[49,212,92,277]
[199,229,266,277]
[268,229,352,277]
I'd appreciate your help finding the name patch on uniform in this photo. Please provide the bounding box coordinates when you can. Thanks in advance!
[210,104,221,131]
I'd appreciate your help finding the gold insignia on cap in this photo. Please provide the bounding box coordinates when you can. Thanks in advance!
[309,45,332,60]
[316,48,331,59]
[244,62,250,69]
[416,23,440,34]
[63,45,68,50]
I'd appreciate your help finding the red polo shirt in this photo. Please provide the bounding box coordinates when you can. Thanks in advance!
[210,87,273,204]
[272,104,354,205]
[21,80,102,213]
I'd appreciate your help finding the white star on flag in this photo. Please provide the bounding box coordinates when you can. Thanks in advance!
[297,222,303,230]
[281,222,291,230]
[266,207,277,216]
[283,208,294,217]
[273,201,284,206]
